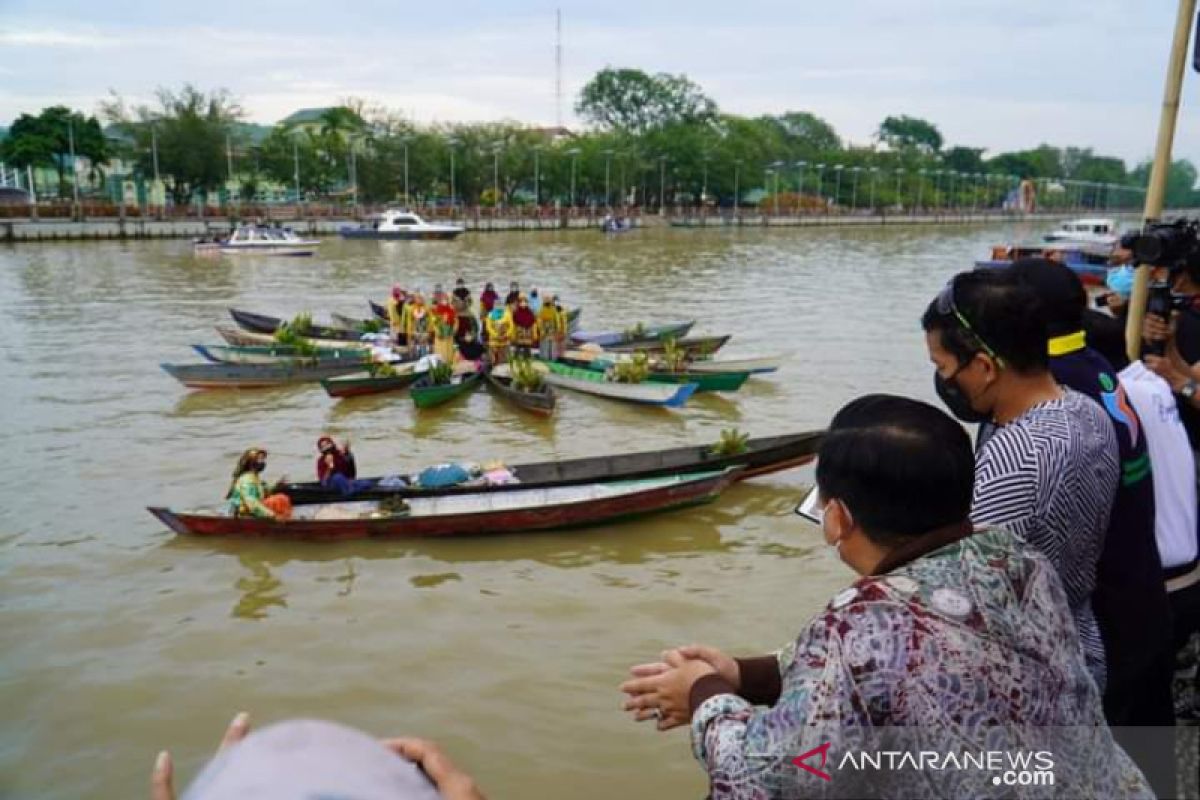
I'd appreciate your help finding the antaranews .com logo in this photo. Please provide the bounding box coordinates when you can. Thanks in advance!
[793,742,1055,788]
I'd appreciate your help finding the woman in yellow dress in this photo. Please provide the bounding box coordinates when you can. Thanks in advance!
[484,305,513,365]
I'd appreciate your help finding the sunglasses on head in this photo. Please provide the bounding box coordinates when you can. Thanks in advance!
[794,485,824,525]
[934,280,1004,366]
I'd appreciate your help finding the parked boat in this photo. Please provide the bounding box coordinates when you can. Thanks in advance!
[340,210,465,241]
[604,334,731,357]
[569,349,783,376]
[974,243,1110,286]
[1043,217,1120,248]
[322,367,423,398]
[194,224,320,257]
[539,361,697,407]
[282,430,822,504]
[161,360,366,389]
[570,320,695,348]
[147,467,741,541]
[556,353,751,391]
[230,308,363,342]
[193,344,372,366]
[485,372,557,416]
[330,312,383,333]
[215,325,373,350]
[411,370,483,409]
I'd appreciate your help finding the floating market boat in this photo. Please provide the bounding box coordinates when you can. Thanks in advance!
[321,366,424,398]
[161,360,365,390]
[410,370,483,409]
[215,325,373,350]
[230,308,362,342]
[193,344,372,366]
[604,334,731,357]
[147,467,741,541]
[570,320,695,348]
[567,349,784,376]
[339,209,465,241]
[539,362,697,407]
[485,372,557,416]
[282,430,823,504]
[555,354,751,392]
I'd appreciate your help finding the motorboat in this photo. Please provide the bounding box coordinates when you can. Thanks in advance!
[194,225,320,257]
[1044,217,1120,248]
[339,209,465,241]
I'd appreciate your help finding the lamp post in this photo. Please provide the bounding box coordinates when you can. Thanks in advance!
[915,168,926,213]
[832,164,844,211]
[701,153,710,209]
[733,158,742,215]
[566,147,581,209]
[850,166,862,211]
[814,164,825,210]
[151,124,161,217]
[867,166,879,212]
[658,155,667,214]
[447,137,458,214]
[292,135,301,204]
[603,148,614,209]
[67,118,79,212]
[401,136,412,207]
[532,145,543,208]
[795,161,806,215]
[492,143,501,213]
[894,168,904,212]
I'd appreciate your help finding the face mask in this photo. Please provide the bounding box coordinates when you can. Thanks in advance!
[934,366,991,424]
[1106,265,1135,298]
[253,460,267,473]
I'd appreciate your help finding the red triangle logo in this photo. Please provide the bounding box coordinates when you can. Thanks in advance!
[792,741,833,781]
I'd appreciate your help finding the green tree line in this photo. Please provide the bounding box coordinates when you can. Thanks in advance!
[3,69,1198,210]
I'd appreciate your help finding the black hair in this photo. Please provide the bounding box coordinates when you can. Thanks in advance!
[816,394,974,545]
[1006,258,1086,337]
[920,269,1050,373]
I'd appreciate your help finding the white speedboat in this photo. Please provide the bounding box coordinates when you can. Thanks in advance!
[195,225,320,257]
[1044,217,1119,248]
[339,210,465,241]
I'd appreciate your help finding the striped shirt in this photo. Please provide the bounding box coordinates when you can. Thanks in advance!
[973,389,1119,687]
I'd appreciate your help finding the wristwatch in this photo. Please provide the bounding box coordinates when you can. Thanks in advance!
[1182,380,1198,401]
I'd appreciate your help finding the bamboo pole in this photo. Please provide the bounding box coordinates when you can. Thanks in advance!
[1125,0,1197,361]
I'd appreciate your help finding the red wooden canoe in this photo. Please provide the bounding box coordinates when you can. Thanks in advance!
[146,467,741,541]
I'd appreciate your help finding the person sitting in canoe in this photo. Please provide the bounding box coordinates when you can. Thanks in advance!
[479,282,499,319]
[227,448,292,520]
[453,297,480,345]
[504,281,521,308]
[457,330,486,367]
[386,286,408,348]
[431,291,459,364]
[511,296,539,358]
[316,436,372,497]
[485,305,513,365]
[404,293,432,358]
[553,295,570,353]
[537,294,561,360]
[453,276,471,306]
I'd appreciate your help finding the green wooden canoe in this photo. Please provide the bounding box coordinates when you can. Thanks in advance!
[410,371,483,409]
[557,361,750,392]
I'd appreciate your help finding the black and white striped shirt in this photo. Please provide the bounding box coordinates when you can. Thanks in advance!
[973,389,1119,687]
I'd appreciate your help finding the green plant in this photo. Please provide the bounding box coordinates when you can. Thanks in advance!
[428,361,454,386]
[611,352,650,383]
[660,337,687,372]
[622,322,648,342]
[710,428,750,457]
[359,318,383,334]
[509,355,544,392]
[366,359,396,378]
[272,322,317,358]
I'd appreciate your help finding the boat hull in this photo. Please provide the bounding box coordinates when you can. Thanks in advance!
[485,373,557,415]
[541,362,697,407]
[215,325,372,350]
[161,360,365,389]
[282,430,823,504]
[570,320,695,348]
[604,334,731,356]
[340,229,463,241]
[322,369,421,398]
[148,469,740,541]
[687,355,783,375]
[230,308,362,342]
[411,371,482,408]
[193,344,370,366]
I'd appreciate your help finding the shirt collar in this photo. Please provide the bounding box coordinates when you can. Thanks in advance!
[1047,330,1087,356]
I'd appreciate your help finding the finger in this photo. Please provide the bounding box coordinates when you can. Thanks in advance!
[663,649,688,668]
[676,644,716,662]
[623,693,659,712]
[619,676,662,695]
[628,662,670,677]
[151,751,174,800]
[219,712,251,750]
[382,736,431,763]
[632,708,660,723]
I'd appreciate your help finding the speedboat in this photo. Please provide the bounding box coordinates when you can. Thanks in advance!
[195,225,320,257]
[339,209,465,241]
[1044,217,1120,248]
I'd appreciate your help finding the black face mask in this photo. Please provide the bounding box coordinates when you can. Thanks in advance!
[934,367,991,424]
[252,460,267,473]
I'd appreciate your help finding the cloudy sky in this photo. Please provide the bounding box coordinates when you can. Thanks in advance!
[1,0,1197,167]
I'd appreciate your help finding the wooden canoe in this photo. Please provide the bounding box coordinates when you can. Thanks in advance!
[485,372,557,416]
[570,320,695,348]
[604,334,731,356]
[686,354,785,374]
[563,348,780,378]
[330,312,386,333]
[411,371,483,408]
[215,325,373,350]
[193,344,371,366]
[147,467,741,541]
[540,362,697,407]
[161,360,366,389]
[554,356,750,392]
[230,308,363,342]
[322,367,422,398]
[282,430,823,504]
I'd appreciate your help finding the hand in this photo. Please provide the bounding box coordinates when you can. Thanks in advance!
[1105,293,1128,313]
[670,644,740,690]
[1144,355,1189,391]
[620,649,716,732]
[1143,313,1172,344]
[382,738,486,800]
[152,712,251,800]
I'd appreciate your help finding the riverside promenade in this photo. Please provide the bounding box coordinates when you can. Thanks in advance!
[0,208,1141,242]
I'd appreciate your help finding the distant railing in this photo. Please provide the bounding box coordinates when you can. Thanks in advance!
[0,201,651,221]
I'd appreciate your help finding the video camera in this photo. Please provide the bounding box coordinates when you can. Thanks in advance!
[1126,218,1200,272]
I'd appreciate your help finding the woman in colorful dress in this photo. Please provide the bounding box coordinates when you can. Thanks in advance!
[431,291,459,365]
[386,285,407,347]
[404,293,432,358]
[226,448,292,520]
[537,295,561,360]
[453,298,480,345]
[484,305,513,365]
[479,282,499,318]
[511,296,538,358]
[621,395,1152,800]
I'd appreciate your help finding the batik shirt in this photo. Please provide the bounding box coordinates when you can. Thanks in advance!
[690,529,1151,800]
[226,473,274,518]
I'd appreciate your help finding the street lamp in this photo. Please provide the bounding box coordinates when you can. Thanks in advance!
[658,155,667,214]
[151,124,161,217]
[915,168,926,213]
[446,137,459,213]
[491,143,502,213]
[867,166,879,212]
[814,164,825,210]
[733,158,742,215]
[292,134,301,205]
[832,164,845,210]
[795,161,807,215]
[532,144,543,208]
[566,147,581,208]
[701,153,710,208]
[602,148,614,209]
[850,166,862,211]
[893,168,904,212]
[400,136,412,207]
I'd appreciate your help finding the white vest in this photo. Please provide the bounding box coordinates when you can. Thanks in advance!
[1118,360,1199,570]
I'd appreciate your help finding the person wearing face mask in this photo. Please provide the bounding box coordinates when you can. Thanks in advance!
[226,448,292,520]
[619,395,1151,800]
[921,269,1119,688]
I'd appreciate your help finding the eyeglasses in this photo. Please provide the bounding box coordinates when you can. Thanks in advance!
[934,280,1004,366]
[794,485,824,525]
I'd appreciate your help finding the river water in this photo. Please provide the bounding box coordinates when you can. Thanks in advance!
[0,221,1048,798]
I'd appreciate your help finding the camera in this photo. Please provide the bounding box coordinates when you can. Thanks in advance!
[1143,281,1192,356]
[1128,218,1200,270]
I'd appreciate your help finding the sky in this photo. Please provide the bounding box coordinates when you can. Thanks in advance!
[1,0,1197,167]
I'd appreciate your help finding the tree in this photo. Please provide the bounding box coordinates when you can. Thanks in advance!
[1129,159,1199,209]
[102,86,242,206]
[576,67,717,135]
[775,111,841,154]
[876,115,943,154]
[1,106,108,197]
[942,146,985,174]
